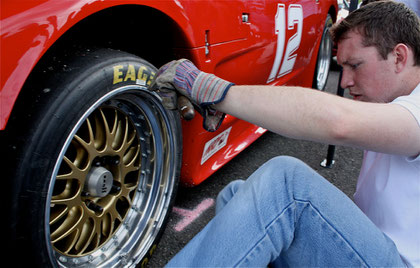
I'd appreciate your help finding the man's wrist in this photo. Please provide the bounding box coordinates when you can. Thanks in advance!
[192,72,234,105]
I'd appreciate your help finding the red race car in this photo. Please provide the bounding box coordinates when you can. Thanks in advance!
[1,0,337,267]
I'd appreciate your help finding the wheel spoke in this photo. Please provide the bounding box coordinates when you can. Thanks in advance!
[123,145,141,168]
[50,207,84,243]
[50,205,69,225]
[75,218,97,254]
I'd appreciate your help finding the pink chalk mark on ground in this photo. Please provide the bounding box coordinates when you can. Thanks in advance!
[172,198,215,232]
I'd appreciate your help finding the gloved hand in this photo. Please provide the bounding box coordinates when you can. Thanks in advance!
[151,59,234,132]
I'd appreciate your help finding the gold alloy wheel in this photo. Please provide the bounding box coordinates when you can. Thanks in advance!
[46,88,178,267]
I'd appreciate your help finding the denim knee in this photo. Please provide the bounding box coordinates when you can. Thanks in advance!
[216,180,244,214]
[216,156,310,214]
[249,156,310,186]
[263,156,307,171]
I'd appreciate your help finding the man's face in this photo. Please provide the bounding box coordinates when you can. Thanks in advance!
[337,30,399,103]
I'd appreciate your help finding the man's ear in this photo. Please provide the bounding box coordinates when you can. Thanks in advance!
[393,43,409,73]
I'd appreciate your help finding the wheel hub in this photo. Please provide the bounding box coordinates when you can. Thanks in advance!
[84,166,113,197]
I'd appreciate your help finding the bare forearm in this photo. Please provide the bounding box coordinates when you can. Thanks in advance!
[214,85,420,156]
[214,85,342,144]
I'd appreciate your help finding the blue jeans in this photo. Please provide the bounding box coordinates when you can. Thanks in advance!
[167,156,405,267]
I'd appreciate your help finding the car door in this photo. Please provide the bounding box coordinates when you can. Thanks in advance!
[211,0,324,87]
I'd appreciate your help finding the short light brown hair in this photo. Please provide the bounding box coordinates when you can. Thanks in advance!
[330,1,420,66]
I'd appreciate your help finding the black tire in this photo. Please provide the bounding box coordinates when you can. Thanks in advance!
[5,48,181,267]
[312,14,333,90]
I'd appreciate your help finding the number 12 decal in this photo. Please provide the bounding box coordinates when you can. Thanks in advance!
[267,4,303,83]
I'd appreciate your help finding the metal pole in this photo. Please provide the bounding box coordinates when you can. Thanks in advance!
[321,69,344,168]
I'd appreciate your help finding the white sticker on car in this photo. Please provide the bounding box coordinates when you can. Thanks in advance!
[201,127,232,165]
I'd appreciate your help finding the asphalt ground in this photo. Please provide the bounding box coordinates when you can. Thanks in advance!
[148,62,364,267]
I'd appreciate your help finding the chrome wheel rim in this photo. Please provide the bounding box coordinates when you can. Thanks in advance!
[46,86,177,267]
[315,19,333,90]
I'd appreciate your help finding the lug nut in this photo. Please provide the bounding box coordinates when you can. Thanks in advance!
[86,200,104,213]
[110,185,121,194]
[112,157,120,165]
[102,155,120,165]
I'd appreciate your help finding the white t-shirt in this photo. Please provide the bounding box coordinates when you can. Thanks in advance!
[354,83,420,267]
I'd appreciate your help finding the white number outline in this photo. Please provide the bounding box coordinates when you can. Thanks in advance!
[267,4,303,83]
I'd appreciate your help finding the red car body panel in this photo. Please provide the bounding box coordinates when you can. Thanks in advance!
[1,0,337,186]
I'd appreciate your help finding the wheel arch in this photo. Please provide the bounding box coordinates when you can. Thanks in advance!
[2,3,193,131]
[50,4,193,67]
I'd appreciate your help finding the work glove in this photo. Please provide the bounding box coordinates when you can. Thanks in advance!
[151,59,234,132]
